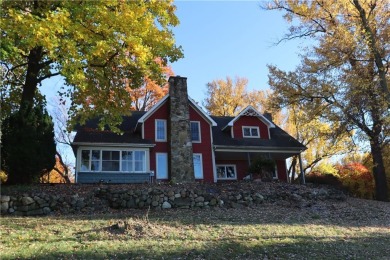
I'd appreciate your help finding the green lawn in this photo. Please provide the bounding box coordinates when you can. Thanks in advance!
[1,201,389,259]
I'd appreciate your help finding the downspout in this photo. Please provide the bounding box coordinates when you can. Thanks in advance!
[298,153,305,184]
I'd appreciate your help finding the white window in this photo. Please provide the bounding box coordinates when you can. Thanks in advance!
[134,151,146,171]
[156,153,168,179]
[80,149,146,172]
[155,119,167,141]
[216,165,237,180]
[242,126,260,138]
[193,153,203,179]
[102,151,120,171]
[190,121,201,142]
[121,151,133,172]
[91,150,101,171]
[81,150,90,171]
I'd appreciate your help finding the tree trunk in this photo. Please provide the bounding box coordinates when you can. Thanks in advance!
[370,137,388,201]
[20,46,43,110]
[288,156,297,183]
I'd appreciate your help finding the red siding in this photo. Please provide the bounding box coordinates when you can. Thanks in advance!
[143,101,169,178]
[189,105,214,182]
[143,101,215,182]
[276,159,287,182]
[233,116,269,139]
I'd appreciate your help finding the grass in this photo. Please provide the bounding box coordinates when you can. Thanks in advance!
[1,202,390,260]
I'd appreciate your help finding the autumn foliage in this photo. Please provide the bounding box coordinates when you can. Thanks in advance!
[336,163,375,200]
[128,60,174,111]
[306,162,375,199]
[41,155,74,184]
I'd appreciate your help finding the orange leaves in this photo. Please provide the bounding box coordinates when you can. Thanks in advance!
[336,163,375,199]
[129,63,173,111]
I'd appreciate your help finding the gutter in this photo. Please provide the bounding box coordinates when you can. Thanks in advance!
[213,145,305,154]
[71,142,156,148]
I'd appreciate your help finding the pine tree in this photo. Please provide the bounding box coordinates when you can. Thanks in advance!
[2,103,56,184]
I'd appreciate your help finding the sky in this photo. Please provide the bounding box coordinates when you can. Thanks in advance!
[170,1,303,102]
[41,1,306,165]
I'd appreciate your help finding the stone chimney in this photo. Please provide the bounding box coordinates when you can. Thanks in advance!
[168,76,195,183]
[263,111,273,122]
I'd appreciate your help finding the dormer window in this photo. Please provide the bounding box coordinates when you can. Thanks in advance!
[242,126,259,138]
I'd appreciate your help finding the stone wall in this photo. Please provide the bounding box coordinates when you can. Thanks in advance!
[0,183,347,216]
[168,76,195,183]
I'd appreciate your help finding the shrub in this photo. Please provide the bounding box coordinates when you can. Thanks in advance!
[306,171,342,187]
[1,104,56,184]
[336,163,375,199]
[0,170,7,184]
[248,157,275,181]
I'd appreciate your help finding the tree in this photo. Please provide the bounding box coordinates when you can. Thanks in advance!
[41,152,74,183]
[284,104,355,182]
[266,0,389,201]
[129,60,174,111]
[203,76,284,124]
[203,76,249,116]
[1,0,183,130]
[49,97,75,183]
[1,104,56,184]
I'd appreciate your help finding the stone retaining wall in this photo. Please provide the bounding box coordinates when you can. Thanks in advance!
[0,183,347,216]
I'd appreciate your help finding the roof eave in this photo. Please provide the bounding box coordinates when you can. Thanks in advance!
[188,96,217,126]
[136,94,169,126]
[214,145,305,153]
[71,142,156,148]
[222,105,276,130]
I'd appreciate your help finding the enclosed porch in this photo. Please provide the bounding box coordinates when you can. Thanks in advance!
[213,146,305,182]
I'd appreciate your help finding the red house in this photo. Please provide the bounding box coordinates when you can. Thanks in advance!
[72,76,306,184]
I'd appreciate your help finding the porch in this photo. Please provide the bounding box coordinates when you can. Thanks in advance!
[213,147,305,182]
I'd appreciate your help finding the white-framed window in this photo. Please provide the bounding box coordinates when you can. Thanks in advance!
[156,153,168,179]
[242,126,260,138]
[79,149,147,173]
[216,165,237,180]
[190,121,201,142]
[193,153,203,179]
[155,119,167,141]
[102,151,120,171]
[122,151,134,172]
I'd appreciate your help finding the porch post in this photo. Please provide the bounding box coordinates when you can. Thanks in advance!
[298,153,305,184]
[247,152,251,166]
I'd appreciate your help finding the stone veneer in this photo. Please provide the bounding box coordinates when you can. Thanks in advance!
[168,76,195,183]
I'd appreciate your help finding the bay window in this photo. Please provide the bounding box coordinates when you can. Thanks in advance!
[79,149,147,172]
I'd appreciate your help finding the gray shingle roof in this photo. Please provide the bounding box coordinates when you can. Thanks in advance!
[73,112,305,150]
[73,111,152,145]
[211,116,306,150]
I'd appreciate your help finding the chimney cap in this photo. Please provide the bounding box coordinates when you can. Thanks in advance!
[169,75,187,80]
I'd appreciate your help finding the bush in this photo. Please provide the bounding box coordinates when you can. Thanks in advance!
[306,171,342,187]
[0,170,7,184]
[1,104,56,184]
[248,157,275,181]
[336,163,375,199]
